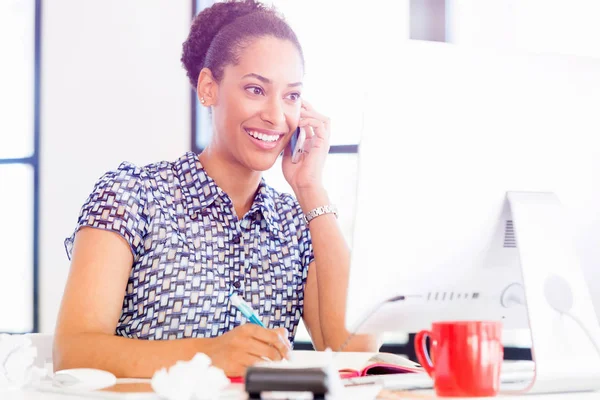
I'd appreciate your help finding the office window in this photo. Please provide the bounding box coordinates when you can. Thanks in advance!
[0,0,40,333]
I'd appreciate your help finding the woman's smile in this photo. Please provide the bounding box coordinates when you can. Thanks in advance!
[244,127,285,150]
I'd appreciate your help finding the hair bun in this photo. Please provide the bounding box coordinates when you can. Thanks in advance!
[182,0,267,86]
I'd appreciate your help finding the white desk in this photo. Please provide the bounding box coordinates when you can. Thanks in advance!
[5,385,600,400]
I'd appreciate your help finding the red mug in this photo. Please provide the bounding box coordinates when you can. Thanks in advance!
[415,321,503,397]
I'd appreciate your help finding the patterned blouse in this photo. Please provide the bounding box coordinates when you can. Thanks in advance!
[65,152,314,344]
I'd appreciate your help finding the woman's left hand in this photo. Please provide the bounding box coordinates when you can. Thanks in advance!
[282,100,331,192]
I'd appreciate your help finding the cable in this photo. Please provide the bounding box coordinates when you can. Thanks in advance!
[562,311,600,359]
[544,274,600,359]
[334,279,600,395]
[499,275,600,395]
[499,310,600,395]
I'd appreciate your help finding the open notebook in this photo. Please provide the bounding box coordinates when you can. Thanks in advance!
[336,352,423,378]
[229,350,423,382]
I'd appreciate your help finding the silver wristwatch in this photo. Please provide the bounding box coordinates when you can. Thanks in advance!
[304,205,338,225]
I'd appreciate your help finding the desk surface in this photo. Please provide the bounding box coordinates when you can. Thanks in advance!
[5,385,600,400]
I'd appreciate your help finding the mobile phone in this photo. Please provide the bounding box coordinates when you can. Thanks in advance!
[289,127,306,164]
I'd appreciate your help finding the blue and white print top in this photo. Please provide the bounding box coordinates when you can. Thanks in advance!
[65,152,314,344]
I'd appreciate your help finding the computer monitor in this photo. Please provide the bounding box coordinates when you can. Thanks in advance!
[345,41,600,393]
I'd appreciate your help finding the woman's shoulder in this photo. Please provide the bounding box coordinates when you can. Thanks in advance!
[99,152,194,189]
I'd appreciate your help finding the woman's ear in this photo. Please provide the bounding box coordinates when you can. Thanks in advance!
[196,67,218,106]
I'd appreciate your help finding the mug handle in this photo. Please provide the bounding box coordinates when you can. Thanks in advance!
[414,329,435,377]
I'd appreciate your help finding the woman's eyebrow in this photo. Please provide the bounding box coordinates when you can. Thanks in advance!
[242,73,303,87]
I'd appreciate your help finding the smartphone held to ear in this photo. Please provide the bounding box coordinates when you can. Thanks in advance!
[289,127,307,164]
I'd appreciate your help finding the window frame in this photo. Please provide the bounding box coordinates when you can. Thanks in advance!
[0,0,41,333]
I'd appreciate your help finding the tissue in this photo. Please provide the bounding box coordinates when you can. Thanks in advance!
[322,348,344,399]
[151,353,229,400]
[0,334,47,391]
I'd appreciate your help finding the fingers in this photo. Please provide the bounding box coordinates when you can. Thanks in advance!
[300,107,330,129]
[299,123,329,153]
[246,339,283,362]
[217,325,294,377]
[272,327,289,343]
[301,99,315,113]
[273,328,293,360]
[299,118,327,140]
[274,328,292,351]
[238,352,265,369]
[298,100,330,145]
[248,325,291,360]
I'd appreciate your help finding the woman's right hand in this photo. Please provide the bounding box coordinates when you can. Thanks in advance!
[207,324,292,377]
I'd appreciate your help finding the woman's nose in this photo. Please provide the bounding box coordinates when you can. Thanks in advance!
[261,98,286,127]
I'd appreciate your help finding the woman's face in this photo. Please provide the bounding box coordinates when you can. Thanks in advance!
[211,36,304,172]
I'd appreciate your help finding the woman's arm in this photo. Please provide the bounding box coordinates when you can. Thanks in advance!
[54,228,289,378]
[297,189,380,352]
[54,228,215,377]
[283,100,380,352]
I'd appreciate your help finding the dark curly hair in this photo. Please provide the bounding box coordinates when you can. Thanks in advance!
[181,0,304,89]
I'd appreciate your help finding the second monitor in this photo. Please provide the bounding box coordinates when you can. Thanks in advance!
[346,41,600,393]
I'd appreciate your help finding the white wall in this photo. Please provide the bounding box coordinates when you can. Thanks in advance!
[446,0,600,58]
[40,0,191,332]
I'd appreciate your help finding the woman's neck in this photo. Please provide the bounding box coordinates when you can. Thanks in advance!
[198,147,262,219]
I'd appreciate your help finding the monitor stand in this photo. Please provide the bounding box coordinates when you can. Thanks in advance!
[507,191,600,393]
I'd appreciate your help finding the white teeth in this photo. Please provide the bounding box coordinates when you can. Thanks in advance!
[247,130,279,142]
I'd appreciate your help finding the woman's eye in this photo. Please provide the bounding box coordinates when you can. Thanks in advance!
[246,86,264,96]
[287,92,301,101]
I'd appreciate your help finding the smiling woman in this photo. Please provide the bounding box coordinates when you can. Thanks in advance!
[53,0,377,380]
[191,34,304,173]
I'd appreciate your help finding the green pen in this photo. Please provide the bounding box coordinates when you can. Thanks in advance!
[229,292,293,354]
[229,292,265,327]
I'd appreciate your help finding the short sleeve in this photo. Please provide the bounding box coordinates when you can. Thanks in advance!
[64,162,149,260]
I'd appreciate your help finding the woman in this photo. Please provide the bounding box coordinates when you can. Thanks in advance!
[54,0,378,378]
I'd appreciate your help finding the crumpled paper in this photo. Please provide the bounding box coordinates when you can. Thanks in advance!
[322,348,344,399]
[151,353,229,400]
[0,334,47,391]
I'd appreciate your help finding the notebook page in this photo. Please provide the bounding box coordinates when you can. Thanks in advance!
[256,350,378,371]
